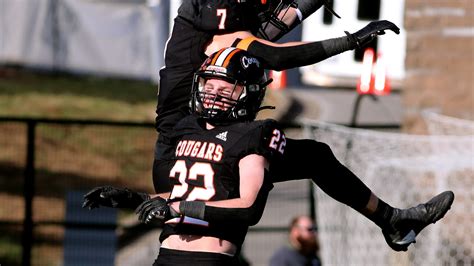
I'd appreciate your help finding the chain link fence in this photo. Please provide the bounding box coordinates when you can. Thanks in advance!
[301,118,473,266]
[0,117,315,266]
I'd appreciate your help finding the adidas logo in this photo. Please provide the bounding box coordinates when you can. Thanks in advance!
[215,131,228,141]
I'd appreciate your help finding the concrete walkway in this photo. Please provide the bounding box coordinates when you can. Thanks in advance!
[282,87,402,126]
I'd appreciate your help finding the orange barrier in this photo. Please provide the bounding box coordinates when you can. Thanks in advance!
[357,48,390,95]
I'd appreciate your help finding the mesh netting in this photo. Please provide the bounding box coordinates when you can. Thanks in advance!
[301,119,474,266]
[422,110,474,136]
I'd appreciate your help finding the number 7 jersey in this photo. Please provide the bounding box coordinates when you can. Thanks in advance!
[159,115,286,247]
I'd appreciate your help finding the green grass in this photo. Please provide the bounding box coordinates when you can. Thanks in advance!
[0,67,158,188]
[0,235,22,266]
[0,67,157,121]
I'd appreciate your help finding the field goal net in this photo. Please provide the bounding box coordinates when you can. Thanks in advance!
[300,118,473,266]
[422,110,474,136]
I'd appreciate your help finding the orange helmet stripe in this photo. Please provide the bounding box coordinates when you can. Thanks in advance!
[210,48,226,65]
[222,48,240,67]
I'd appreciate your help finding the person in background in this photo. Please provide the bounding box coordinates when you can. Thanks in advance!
[270,215,321,266]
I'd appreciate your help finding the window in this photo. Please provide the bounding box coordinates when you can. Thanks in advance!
[357,0,380,20]
[355,0,381,61]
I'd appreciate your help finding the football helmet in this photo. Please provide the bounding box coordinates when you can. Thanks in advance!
[260,0,298,39]
[245,0,298,40]
[245,0,340,40]
[191,47,271,123]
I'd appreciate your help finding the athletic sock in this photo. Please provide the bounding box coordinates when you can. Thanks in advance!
[368,199,395,230]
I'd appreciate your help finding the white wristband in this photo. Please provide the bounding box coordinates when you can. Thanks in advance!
[295,8,304,21]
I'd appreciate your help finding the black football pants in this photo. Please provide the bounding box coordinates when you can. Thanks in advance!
[270,138,372,211]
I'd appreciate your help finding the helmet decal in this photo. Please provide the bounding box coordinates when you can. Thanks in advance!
[210,47,238,67]
[204,65,227,74]
[241,55,261,69]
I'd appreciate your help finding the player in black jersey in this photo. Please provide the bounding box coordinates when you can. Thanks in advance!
[148,48,283,265]
[155,0,399,162]
[153,0,399,163]
[84,0,455,254]
[154,0,329,165]
[84,49,280,265]
[154,0,400,193]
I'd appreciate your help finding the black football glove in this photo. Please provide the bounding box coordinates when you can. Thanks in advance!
[82,186,150,210]
[135,197,180,224]
[345,20,400,49]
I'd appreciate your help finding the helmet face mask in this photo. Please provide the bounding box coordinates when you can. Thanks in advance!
[236,0,296,40]
[255,0,297,40]
[194,77,245,121]
[191,48,269,124]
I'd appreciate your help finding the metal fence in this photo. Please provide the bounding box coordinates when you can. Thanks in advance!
[0,117,316,266]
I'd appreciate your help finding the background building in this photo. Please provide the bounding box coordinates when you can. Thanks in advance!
[403,0,473,132]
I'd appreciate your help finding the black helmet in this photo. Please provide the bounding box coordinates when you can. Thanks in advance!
[236,0,297,40]
[244,0,340,40]
[254,0,298,40]
[191,48,271,123]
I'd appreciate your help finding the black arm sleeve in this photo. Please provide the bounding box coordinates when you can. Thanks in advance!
[204,185,270,226]
[244,36,356,71]
[295,0,324,20]
[180,179,271,226]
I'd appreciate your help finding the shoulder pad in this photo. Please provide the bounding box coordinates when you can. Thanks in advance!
[259,119,287,157]
[240,119,286,161]
[172,115,203,139]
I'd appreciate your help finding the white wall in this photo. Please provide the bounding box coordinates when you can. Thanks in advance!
[0,0,170,82]
[301,0,406,88]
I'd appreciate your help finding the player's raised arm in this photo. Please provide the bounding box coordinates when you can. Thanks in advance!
[256,0,326,41]
[238,20,400,71]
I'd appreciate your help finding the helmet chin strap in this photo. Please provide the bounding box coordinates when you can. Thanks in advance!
[323,0,341,19]
[262,78,273,88]
[256,78,275,112]
[258,105,276,111]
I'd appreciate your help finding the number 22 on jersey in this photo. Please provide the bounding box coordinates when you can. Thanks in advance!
[269,129,286,154]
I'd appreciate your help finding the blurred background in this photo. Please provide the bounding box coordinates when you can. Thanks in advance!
[0,0,472,265]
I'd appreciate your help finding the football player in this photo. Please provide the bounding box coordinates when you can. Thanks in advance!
[147,49,283,265]
[84,0,454,253]
[86,49,275,265]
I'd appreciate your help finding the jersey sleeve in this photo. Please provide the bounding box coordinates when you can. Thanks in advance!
[244,119,286,163]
